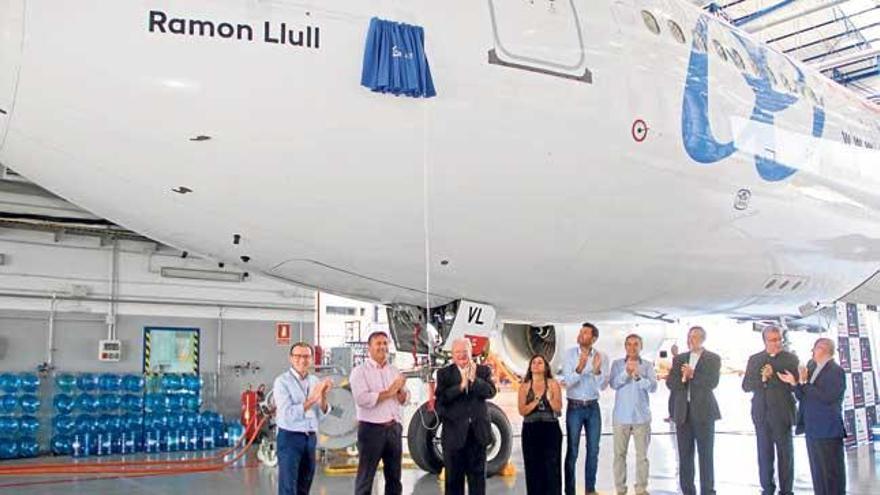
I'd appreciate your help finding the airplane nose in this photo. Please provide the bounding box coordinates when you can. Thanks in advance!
[0,0,25,149]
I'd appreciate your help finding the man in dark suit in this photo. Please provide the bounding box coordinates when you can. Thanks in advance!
[778,338,846,495]
[742,326,800,495]
[667,326,721,495]
[435,338,497,495]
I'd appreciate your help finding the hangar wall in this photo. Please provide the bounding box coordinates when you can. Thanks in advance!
[0,229,317,417]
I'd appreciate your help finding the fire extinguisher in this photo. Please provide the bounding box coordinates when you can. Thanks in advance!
[241,385,259,438]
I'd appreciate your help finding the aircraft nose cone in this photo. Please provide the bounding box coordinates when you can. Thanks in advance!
[0,0,25,151]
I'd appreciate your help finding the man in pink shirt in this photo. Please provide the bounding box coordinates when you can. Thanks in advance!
[349,331,408,495]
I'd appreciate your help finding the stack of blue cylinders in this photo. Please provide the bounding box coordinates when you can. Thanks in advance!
[0,372,43,458]
[50,372,227,457]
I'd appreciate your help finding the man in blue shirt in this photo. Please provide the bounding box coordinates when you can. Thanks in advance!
[562,322,609,495]
[273,342,333,495]
[609,333,658,495]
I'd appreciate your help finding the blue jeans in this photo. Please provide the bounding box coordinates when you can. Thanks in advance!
[277,429,317,495]
[564,401,601,495]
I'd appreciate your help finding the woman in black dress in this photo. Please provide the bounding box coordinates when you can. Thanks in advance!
[518,353,563,495]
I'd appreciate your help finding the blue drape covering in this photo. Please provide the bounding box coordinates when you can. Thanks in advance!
[361,17,436,98]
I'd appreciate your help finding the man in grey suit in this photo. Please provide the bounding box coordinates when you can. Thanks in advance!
[667,326,721,495]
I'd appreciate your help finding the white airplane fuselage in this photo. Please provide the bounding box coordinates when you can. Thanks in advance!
[1,0,879,324]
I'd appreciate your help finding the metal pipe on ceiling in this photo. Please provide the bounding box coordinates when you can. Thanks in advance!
[783,20,880,53]
[813,46,880,70]
[745,0,853,33]
[767,5,880,44]
[734,0,801,27]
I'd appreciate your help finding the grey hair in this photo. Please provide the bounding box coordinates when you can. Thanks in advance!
[451,338,472,357]
[761,325,782,342]
[688,326,706,341]
[815,337,835,356]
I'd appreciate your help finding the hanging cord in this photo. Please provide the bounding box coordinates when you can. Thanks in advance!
[419,97,439,431]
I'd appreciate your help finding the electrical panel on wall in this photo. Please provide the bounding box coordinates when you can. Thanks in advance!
[99,339,122,362]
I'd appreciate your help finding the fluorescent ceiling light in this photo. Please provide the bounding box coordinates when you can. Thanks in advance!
[160,267,244,282]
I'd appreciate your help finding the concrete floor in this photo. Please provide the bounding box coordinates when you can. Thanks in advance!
[1,375,877,494]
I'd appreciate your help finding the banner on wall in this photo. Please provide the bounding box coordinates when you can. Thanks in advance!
[836,302,878,448]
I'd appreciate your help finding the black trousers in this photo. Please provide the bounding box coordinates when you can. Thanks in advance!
[755,420,793,495]
[355,422,402,495]
[675,404,716,495]
[806,437,845,495]
[522,420,562,495]
[443,426,486,495]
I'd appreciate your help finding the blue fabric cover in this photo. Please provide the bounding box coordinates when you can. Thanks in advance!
[361,17,436,98]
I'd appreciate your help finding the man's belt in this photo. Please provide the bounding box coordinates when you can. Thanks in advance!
[359,420,398,427]
[567,398,598,407]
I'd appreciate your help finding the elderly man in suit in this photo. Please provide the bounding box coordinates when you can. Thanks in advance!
[667,326,721,495]
[435,338,497,495]
[778,338,846,495]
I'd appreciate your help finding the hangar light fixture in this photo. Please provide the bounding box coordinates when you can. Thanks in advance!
[160,267,244,282]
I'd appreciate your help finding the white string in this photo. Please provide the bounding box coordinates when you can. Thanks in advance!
[422,99,432,360]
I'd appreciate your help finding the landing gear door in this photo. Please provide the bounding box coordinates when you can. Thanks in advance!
[441,301,496,356]
[0,0,24,148]
[487,0,591,82]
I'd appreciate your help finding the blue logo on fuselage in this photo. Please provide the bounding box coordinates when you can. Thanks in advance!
[681,16,825,181]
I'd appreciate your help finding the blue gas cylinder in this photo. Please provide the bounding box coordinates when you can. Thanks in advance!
[96,432,113,456]
[98,394,122,411]
[182,374,202,392]
[121,394,144,412]
[76,373,98,392]
[19,415,39,436]
[0,373,20,393]
[51,435,73,455]
[53,414,75,435]
[121,374,145,393]
[144,429,161,453]
[0,439,20,459]
[97,374,122,392]
[18,438,39,458]
[200,427,217,450]
[74,393,99,412]
[53,393,75,414]
[163,429,180,452]
[122,413,144,430]
[71,433,93,457]
[0,417,19,438]
[144,393,166,412]
[55,373,77,391]
[225,422,244,444]
[160,374,182,392]
[19,373,40,393]
[0,394,17,414]
[183,394,201,411]
[20,394,40,414]
[166,394,184,410]
[74,414,97,434]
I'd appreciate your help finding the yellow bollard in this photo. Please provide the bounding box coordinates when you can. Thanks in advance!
[498,461,516,477]
[438,467,445,481]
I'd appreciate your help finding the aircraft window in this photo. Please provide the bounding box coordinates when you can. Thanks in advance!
[712,40,728,62]
[667,20,686,44]
[693,30,707,52]
[641,11,661,35]
[729,48,746,71]
[805,86,817,104]
[765,67,779,86]
[746,57,760,77]
[779,73,792,92]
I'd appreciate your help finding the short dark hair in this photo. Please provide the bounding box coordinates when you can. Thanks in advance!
[581,322,599,339]
[367,331,388,344]
[625,333,643,345]
[289,342,313,355]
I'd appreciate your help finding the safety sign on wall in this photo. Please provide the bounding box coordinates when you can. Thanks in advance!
[276,322,292,346]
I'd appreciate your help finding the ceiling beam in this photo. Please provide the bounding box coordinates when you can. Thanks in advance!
[745,0,853,34]
[766,5,880,44]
